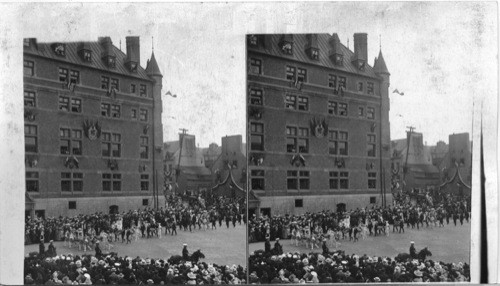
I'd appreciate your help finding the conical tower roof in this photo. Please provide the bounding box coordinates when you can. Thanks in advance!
[373,49,390,75]
[146,52,162,77]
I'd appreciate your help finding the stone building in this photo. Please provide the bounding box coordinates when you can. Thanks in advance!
[23,36,165,218]
[247,33,392,216]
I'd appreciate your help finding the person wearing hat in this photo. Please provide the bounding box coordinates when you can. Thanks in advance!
[46,240,56,257]
[264,236,271,254]
[409,241,417,258]
[322,238,329,255]
[38,239,45,257]
[95,241,102,258]
[182,243,189,260]
[273,238,283,255]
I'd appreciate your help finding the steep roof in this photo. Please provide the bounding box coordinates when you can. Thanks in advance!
[373,49,390,75]
[24,39,151,80]
[249,34,379,79]
[145,52,162,77]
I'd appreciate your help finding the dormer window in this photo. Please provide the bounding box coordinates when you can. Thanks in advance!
[309,48,319,60]
[83,50,92,62]
[248,35,258,46]
[104,56,116,68]
[357,61,366,71]
[126,61,138,73]
[52,43,66,57]
[280,42,293,55]
[332,53,343,65]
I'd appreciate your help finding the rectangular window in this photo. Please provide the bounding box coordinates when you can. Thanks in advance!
[250,170,265,190]
[357,82,364,92]
[250,122,264,151]
[101,103,111,117]
[370,196,376,204]
[102,173,111,191]
[58,68,68,82]
[287,170,309,190]
[25,124,37,153]
[298,127,309,153]
[287,170,298,190]
[73,173,83,192]
[367,134,376,157]
[140,136,149,159]
[26,172,39,192]
[295,199,303,208]
[140,84,147,97]
[60,128,82,155]
[368,172,377,189]
[112,174,121,191]
[329,171,339,190]
[299,171,310,189]
[59,96,69,111]
[71,98,81,113]
[83,50,92,62]
[61,172,72,192]
[250,89,263,105]
[250,58,262,74]
[24,60,34,76]
[339,103,348,116]
[340,172,349,189]
[328,101,338,115]
[131,109,137,119]
[139,109,148,121]
[130,84,136,94]
[286,66,296,81]
[24,90,36,107]
[339,131,348,155]
[286,126,297,153]
[328,74,337,88]
[367,107,375,120]
[140,174,149,191]
[142,199,149,206]
[298,96,308,111]
[111,78,119,91]
[367,82,374,95]
[328,130,338,155]
[338,76,347,88]
[297,68,307,83]
[102,132,121,157]
[285,94,296,110]
[70,70,80,84]
[111,104,121,118]
[358,107,364,117]
[101,76,109,89]
[68,201,77,210]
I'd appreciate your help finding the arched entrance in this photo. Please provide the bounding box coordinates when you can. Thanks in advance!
[109,205,119,214]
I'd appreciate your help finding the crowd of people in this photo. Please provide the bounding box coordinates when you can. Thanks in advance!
[25,193,246,251]
[25,247,246,285]
[248,190,470,245]
[248,246,470,283]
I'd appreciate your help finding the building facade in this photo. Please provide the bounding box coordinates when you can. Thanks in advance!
[247,34,392,216]
[390,132,440,192]
[24,36,165,218]
[437,133,472,195]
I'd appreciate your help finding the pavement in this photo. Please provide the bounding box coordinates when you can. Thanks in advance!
[249,221,471,264]
[26,223,247,266]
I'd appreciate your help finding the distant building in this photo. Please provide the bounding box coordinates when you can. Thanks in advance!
[390,131,440,191]
[247,33,392,217]
[216,135,247,188]
[437,133,472,196]
[23,36,165,218]
[164,133,212,195]
[429,140,449,167]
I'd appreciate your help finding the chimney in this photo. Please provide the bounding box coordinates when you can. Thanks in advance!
[99,36,114,58]
[126,36,140,66]
[353,33,367,61]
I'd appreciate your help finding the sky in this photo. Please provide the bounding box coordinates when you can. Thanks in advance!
[14,2,497,147]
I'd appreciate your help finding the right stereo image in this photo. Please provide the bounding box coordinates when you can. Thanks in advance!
[246,33,471,283]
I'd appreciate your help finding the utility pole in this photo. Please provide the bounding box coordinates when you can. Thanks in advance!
[175,128,188,197]
[403,126,415,192]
